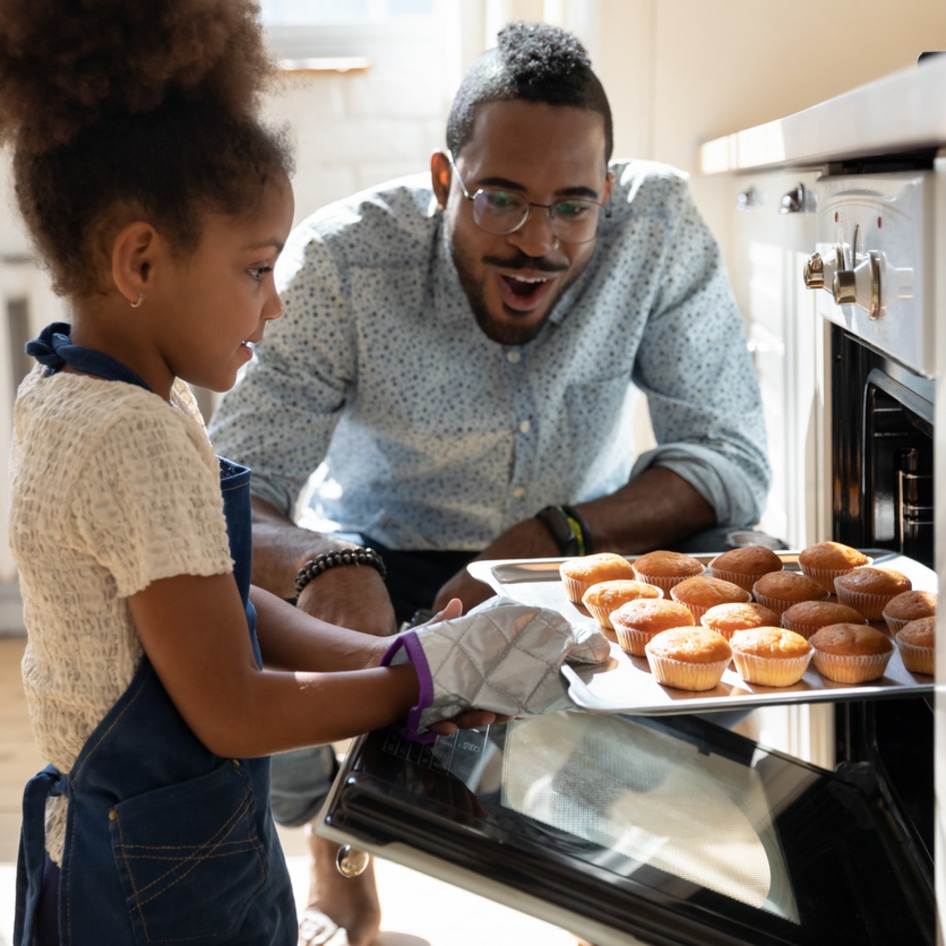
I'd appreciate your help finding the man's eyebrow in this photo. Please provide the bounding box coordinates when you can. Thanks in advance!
[476,176,602,200]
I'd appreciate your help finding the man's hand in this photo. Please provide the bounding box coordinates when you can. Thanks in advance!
[432,518,560,612]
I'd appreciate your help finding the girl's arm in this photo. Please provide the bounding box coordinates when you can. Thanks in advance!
[127,572,422,758]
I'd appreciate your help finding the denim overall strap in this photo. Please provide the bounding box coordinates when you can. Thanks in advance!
[14,323,294,945]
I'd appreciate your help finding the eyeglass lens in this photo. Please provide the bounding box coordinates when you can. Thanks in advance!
[472,190,601,243]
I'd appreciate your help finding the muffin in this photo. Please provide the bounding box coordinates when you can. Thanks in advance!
[707,545,783,593]
[781,600,868,639]
[882,590,937,635]
[833,567,913,622]
[809,623,894,683]
[645,627,732,691]
[751,570,829,619]
[798,541,870,594]
[670,575,751,621]
[896,616,935,676]
[631,550,704,593]
[700,602,781,640]
[610,598,696,657]
[560,553,636,604]
[581,579,662,630]
[729,627,814,687]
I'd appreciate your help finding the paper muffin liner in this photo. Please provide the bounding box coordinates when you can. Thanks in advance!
[706,566,763,594]
[561,575,593,604]
[832,588,897,622]
[645,654,730,691]
[730,650,813,687]
[631,571,700,594]
[811,648,893,684]
[752,589,828,620]
[780,612,864,639]
[883,613,913,635]
[895,637,934,676]
[613,625,662,657]
[799,565,859,596]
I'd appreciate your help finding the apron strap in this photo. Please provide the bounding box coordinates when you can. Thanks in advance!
[15,765,68,946]
[26,321,152,391]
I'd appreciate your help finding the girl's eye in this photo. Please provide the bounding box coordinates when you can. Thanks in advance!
[247,265,273,282]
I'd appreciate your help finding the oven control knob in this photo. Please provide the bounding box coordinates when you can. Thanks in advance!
[803,252,826,288]
[831,250,883,319]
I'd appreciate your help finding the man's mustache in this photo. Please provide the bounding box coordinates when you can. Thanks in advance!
[482,251,568,274]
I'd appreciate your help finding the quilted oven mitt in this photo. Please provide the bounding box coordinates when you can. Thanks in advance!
[381,595,610,743]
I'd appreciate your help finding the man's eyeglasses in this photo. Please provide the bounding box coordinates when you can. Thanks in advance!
[447,152,610,245]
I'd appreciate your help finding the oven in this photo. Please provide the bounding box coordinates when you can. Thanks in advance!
[316,66,945,946]
[801,164,938,884]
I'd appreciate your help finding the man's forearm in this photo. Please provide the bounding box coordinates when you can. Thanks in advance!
[250,495,359,598]
[573,466,716,554]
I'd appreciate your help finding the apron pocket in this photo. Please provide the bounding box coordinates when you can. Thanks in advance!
[109,759,265,943]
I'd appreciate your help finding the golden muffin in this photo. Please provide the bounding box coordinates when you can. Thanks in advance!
[780,600,868,639]
[560,553,636,604]
[631,550,704,593]
[751,570,829,618]
[809,623,894,683]
[729,627,813,687]
[645,627,732,691]
[581,579,662,630]
[610,598,696,657]
[700,602,781,640]
[670,575,751,621]
[798,542,870,594]
[833,567,912,621]
[707,545,783,593]
[882,590,937,635]
[896,616,935,676]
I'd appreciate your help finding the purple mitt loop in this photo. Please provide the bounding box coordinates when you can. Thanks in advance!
[380,629,437,744]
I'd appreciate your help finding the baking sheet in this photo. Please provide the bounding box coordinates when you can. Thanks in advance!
[467,550,936,715]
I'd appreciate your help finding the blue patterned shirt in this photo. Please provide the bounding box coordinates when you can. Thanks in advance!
[209,160,770,551]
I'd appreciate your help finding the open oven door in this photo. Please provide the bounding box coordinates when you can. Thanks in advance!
[318,707,934,946]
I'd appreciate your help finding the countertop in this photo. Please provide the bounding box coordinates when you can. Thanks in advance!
[700,54,946,174]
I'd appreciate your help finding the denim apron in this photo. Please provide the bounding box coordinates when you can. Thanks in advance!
[14,323,296,945]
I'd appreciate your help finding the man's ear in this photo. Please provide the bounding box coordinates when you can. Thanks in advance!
[430,151,452,210]
[110,221,158,306]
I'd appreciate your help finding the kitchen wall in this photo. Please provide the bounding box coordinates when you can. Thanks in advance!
[0,0,944,622]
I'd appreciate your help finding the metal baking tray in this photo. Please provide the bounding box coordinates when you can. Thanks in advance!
[467,550,936,715]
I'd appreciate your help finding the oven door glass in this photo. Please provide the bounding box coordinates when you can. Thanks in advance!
[319,711,933,946]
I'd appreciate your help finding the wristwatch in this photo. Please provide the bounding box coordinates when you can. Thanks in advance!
[535,505,593,556]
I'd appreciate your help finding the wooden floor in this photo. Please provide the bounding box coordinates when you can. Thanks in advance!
[0,634,576,946]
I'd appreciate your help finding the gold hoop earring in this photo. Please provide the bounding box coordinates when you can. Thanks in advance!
[130,293,144,309]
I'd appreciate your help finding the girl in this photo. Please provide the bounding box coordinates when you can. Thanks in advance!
[1,2,604,944]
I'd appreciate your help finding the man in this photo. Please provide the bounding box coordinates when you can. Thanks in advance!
[210,21,769,946]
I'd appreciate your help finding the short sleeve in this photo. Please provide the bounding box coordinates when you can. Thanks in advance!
[71,404,234,597]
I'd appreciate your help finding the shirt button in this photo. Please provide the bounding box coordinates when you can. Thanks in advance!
[512,486,526,498]
[506,350,521,364]
[518,419,531,434]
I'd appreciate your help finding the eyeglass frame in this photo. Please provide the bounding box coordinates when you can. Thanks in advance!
[445,151,612,245]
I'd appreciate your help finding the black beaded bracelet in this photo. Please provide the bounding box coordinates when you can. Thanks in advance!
[294,546,387,597]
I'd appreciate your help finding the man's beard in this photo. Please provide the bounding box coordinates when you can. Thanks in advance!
[452,248,570,346]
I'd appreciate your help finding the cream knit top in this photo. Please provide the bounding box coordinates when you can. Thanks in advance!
[10,367,235,862]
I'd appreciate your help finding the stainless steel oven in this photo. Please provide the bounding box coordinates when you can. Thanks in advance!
[801,164,938,886]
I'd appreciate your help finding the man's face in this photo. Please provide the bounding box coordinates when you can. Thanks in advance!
[434,100,611,346]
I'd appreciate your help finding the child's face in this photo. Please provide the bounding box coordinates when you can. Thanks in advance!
[154,173,295,393]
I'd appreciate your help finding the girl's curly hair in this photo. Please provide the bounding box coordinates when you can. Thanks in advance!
[0,0,294,295]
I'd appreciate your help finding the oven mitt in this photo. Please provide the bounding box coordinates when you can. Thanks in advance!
[380,595,610,743]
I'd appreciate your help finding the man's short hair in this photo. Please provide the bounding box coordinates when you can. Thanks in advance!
[446,22,613,163]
